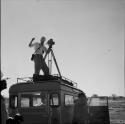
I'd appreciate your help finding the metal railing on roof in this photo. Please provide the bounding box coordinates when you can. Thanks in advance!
[16,75,78,88]
[17,77,33,83]
[53,74,77,88]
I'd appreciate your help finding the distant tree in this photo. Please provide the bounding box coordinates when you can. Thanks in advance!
[91,94,98,97]
[118,96,125,99]
[111,94,117,100]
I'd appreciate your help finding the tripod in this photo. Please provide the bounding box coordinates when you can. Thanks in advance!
[44,45,62,78]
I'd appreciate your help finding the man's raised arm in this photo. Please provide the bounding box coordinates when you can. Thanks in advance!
[29,37,35,47]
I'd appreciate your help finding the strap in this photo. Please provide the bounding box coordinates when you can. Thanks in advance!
[33,44,41,54]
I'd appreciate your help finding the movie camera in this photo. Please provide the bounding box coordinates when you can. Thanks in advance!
[47,39,55,48]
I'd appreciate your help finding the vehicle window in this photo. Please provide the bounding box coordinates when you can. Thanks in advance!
[10,95,18,108]
[33,98,42,106]
[50,93,59,106]
[65,95,74,105]
[74,96,78,103]
[20,92,47,107]
[21,98,30,107]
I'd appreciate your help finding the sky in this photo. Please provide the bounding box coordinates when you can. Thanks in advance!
[1,0,125,97]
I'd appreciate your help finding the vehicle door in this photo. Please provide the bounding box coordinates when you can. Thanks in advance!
[48,93,61,124]
[18,91,49,124]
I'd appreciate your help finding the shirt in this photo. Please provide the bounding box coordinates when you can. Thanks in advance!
[31,42,47,55]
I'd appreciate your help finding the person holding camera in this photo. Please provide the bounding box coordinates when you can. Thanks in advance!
[29,36,49,76]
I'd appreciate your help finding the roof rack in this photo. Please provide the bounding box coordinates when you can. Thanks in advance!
[53,74,77,88]
[17,77,33,83]
[16,75,78,88]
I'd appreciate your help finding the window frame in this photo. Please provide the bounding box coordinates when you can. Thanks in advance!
[64,94,74,106]
[49,93,60,107]
[20,97,30,108]
[19,91,47,108]
[9,95,18,108]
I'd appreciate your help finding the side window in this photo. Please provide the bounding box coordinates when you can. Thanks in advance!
[65,95,74,105]
[50,93,59,106]
[74,96,78,104]
[10,95,18,108]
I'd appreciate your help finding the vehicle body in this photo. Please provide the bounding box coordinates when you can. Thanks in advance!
[9,75,83,124]
[9,76,110,124]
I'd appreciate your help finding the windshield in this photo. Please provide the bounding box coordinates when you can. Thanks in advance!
[20,92,46,108]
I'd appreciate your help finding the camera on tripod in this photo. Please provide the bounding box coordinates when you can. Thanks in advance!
[47,39,55,48]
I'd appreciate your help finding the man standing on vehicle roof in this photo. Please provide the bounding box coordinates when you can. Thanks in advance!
[29,36,49,76]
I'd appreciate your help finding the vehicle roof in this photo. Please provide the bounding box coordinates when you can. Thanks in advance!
[9,76,83,94]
